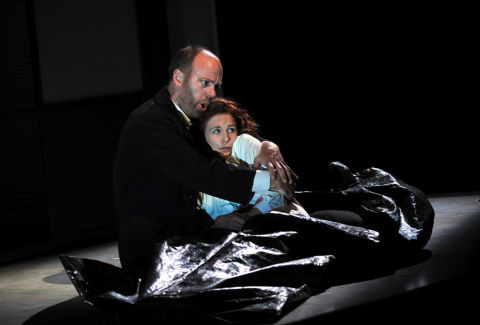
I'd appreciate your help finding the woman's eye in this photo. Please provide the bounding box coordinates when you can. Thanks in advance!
[212,129,220,134]
[227,127,237,133]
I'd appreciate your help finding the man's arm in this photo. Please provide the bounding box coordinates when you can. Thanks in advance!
[130,111,259,204]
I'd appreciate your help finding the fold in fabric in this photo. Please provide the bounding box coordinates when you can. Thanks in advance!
[327,161,434,248]
[61,231,335,323]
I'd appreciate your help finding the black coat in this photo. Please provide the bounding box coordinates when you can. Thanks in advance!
[113,87,256,236]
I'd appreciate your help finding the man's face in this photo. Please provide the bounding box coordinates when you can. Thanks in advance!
[177,52,223,119]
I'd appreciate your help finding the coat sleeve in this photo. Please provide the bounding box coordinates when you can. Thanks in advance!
[128,110,256,204]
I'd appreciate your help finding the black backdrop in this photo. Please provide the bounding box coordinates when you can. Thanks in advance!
[215,2,477,194]
[0,1,476,262]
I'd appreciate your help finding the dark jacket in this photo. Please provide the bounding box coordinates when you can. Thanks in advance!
[113,87,256,236]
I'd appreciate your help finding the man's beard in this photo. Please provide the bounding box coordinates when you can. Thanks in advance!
[177,87,202,118]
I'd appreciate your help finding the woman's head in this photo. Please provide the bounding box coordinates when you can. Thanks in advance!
[199,98,259,158]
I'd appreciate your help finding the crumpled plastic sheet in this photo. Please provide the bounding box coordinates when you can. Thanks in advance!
[327,161,435,249]
[60,161,435,323]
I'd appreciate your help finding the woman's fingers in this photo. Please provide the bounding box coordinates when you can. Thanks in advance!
[214,213,247,231]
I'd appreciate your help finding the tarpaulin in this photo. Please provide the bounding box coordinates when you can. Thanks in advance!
[60,162,435,323]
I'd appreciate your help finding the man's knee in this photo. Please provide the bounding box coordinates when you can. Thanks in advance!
[310,209,364,226]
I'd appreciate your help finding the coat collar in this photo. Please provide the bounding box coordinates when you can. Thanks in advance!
[153,87,192,131]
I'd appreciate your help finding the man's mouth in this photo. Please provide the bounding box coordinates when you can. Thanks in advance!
[199,103,208,111]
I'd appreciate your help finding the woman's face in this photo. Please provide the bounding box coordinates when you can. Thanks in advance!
[204,113,238,158]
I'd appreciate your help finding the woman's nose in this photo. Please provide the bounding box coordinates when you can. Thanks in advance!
[222,132,230,143]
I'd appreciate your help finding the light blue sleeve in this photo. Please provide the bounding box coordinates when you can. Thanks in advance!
[201,193,241,219]
[252,190,286,213]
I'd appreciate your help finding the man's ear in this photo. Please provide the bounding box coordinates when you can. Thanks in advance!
[173,69,184,86]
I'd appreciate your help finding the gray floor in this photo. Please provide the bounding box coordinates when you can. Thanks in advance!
[0,242,121,325]
[1,193,479,324]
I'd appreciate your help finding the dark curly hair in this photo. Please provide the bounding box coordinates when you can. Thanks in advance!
[199,98,259,137]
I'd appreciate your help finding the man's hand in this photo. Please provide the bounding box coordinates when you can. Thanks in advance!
[253,141,298,184]
[269,171,296,200]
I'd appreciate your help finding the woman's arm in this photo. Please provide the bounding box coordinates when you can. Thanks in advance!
[213,205,261,231]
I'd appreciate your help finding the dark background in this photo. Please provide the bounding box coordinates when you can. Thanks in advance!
[0,0,477,262]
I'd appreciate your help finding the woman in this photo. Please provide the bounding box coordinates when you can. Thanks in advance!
[198,98,309,230]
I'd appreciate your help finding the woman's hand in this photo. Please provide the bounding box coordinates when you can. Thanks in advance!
[214,212,249,231]
[253,141,298,185]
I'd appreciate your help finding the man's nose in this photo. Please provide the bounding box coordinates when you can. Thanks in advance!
[206,85,217,98]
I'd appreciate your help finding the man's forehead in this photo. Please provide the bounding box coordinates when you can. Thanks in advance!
[192,52,222,70]
[192,67,222,83]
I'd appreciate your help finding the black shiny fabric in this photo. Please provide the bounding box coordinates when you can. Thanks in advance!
[60,162,435,323]
[327,161,434,248]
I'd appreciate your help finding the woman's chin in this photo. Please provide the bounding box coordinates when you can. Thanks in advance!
[218,152,231,159]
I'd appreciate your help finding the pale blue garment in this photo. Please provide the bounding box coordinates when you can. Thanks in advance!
[201,134,286,219]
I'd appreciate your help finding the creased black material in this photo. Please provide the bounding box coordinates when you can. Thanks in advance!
[327,161,434,249]
[60,162,435,323]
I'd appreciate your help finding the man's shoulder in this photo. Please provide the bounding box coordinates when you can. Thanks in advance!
[131,98,167,117]
[118,98,179,141]
[129,88,176,121]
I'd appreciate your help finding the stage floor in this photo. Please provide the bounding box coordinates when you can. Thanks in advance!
[1,193,479,324]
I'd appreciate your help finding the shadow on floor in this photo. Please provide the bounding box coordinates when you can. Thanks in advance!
[42,271,71,285]
[293,273,480,324]
[23,297,118,325]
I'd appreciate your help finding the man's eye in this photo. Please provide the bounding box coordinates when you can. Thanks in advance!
[201,80,211,88]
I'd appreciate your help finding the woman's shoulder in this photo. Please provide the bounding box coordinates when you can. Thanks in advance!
[235,133,262,146]
[231,133,262,166]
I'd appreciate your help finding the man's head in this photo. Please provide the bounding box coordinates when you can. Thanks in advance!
[168,45,223,119]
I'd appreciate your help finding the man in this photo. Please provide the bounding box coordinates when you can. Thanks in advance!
[113,45,296,277]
